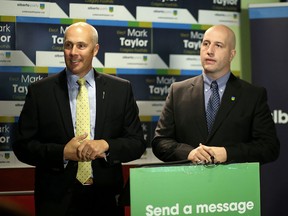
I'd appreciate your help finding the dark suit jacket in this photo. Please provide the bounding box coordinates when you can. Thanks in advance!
[152,73,279,164]
[13,70,146,215]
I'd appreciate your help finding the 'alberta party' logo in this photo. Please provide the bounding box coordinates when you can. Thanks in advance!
[5,153,10,159]
[5,52,11,58]
[40,3,45,10]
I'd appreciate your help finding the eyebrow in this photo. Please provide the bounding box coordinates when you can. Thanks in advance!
[64,41,87,44]
[210,40,225,46]
[203,40,225,45]
[215,41,225,46]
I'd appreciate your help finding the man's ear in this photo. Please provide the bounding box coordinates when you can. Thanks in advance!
[230,49,236,62]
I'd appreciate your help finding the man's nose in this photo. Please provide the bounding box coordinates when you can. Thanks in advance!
[207,45,215,55]
[70,45,78,55]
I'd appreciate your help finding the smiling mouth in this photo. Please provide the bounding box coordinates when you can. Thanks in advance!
[70,59,80,64]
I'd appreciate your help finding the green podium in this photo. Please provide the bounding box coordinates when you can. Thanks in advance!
[130,162,260,216]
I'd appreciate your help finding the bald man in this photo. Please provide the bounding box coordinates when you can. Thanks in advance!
[152,25,279,165]
[13,22,146,216]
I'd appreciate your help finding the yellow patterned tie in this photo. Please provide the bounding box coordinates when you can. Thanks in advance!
[76,78,92,184]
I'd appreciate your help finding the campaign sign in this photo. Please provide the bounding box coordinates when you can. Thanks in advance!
[97,25,152,65]
[140,116,159,147]
[0,21,16,50]
[0,50,35,66]
[199,10,239,26]
[70,3,135,21]
[169,55,202,70]
[0,72,47,101]
[119,74,192,100]
[131,163,260,216]
[0,0,68,18]
[0,117,17,151]
[0,116,31,168]
[136,6,197,24]
[153,28,205,67]
[183,0,240,24]
[105,53,168,69]
[54,0,132,19]
[16,22,70,64]
[132,0,196,23]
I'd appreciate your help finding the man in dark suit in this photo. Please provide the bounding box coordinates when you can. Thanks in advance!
[13,22,146,216]
[152,25,279,165]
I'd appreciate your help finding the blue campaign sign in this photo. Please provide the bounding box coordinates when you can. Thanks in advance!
[249,3,288,216]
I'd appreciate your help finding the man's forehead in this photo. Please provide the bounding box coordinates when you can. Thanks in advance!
[203,37,226,44]
[65,33,90,43]
[203,32,227,43]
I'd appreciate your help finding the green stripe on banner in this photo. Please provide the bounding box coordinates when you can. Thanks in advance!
[0,16,16,22]
[21,67,36,73]
[192,24,211,30]
[167,69,181,75]
[101,68,117,75]
[140,116,153,121]
[60,18,86,25]
[127,21,153,28]
[140,116,160,122]
[21,66,48,74]
[156,69,181,75]
[21,66,49,73]
[0,116,17,123]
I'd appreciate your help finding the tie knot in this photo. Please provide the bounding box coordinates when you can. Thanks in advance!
[211,81,218,90]
[77,78,86,86]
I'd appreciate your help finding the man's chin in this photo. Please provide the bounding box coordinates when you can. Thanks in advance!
[203,66,216,73]
[69,68,82,75]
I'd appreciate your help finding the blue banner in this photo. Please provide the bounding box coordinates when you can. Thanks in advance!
[249,3,288,216]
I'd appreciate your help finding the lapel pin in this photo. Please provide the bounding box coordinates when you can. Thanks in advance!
[231,96,236,101]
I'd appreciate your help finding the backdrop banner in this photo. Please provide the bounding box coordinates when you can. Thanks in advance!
[0,0,241,167]
[249,3,288,216]
[130,163,260,216]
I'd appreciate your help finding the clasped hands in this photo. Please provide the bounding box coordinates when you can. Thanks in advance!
[64,133,109,162]
[187,143,227,165]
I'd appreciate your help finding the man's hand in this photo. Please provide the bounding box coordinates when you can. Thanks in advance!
[77,139,109,161]
[64,133,109,161]
[64,133,88,161]
[187,143,227,164]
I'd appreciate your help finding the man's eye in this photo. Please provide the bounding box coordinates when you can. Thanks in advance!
[202,42,209,46]
[77,44,87,49]
[64,43,73,49]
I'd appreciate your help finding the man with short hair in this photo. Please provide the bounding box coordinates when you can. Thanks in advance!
[13,22,146,216]
[152,25,279,165]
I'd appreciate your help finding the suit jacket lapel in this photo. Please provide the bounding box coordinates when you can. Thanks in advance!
[190,76,209,140]
[54,70,74,139]
[94,71,107,138]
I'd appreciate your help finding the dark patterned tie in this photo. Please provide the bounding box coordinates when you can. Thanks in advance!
[206,81,220,134]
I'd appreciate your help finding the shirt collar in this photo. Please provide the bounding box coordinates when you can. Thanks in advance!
[66,68,95,89]
[203,72,231,91]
